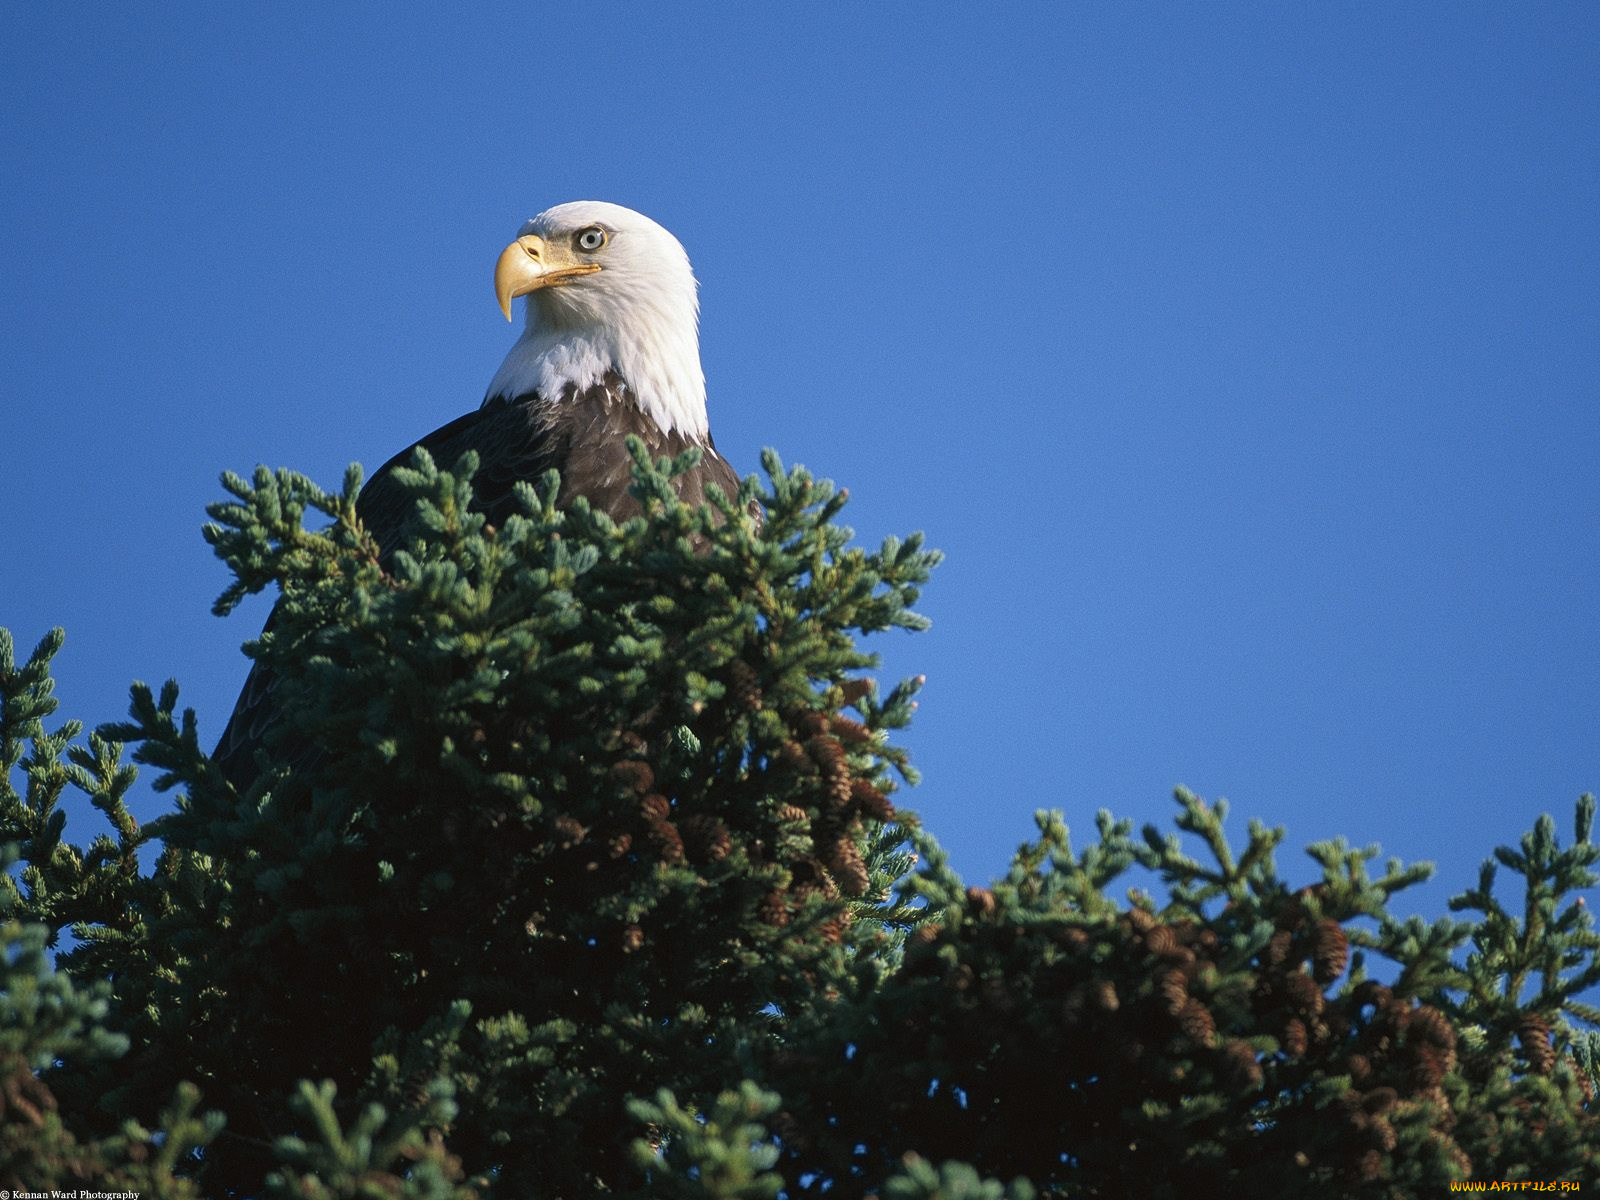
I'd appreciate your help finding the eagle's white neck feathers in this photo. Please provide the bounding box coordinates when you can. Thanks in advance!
[483,201,709,442]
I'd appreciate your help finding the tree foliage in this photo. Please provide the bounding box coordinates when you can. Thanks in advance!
[0,445,1595,1195]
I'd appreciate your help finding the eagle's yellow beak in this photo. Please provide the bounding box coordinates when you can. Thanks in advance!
[494,234,603,321]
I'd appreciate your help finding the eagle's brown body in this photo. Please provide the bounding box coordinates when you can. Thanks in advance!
[356,374,740,549]
[212,375,742,789]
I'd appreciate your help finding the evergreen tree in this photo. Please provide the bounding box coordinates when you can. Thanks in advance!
[0,444,1595,1196]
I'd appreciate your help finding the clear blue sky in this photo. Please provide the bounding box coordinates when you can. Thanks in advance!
[3,4,1596,921]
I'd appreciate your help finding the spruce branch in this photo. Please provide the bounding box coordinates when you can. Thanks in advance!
[265,1078,483,1200]
[879,1155,1037,1200]
[1446,795,1600,1063]
[626,1083,784,1200]
[1135,787,1286,911]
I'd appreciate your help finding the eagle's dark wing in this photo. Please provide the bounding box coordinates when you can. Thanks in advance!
[212,388,751,791]
[354,399,566,552]
[682,432,748,522]
[211,402,563,789]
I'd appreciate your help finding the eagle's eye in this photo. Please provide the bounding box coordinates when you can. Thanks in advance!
[575,227,607,252]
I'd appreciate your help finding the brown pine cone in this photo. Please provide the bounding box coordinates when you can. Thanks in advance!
[758,891,790,928]
[681,813,732,863]
[1312,919,1350,983]
[727,660,764,711]
[965,886,998,917]
[829,714,874,744]
[1219,1039,1263,1090]
[1282,970,1325,1017]
[1354,1149,1383,1183]
[851,779,895,822]
[645,817,684,864]
[1409,1004,1455,1051]
[0,1054,55,1125]
[1362,1086,1399,1115]
[1263,928,1293,967]
[610,760,654,794]
[1091,979,1121,1013]
[1179,999,1217,1045]
[805,734,846,773]
[640,793,671,821]
[805,737,851,810]
[1126,907,1156,934]
[824,769,853,810]
[1280,1017,1308,1057]
[1408,1045,1449,1091]
[1517,1012,1555,1076]
[797,712,830,736]
[826,834,870,897]
[551,815,587,848]
[839,677,874,705]
[777,740,810,770]
[1366,1115,1398,1153]
[1145,925,1179,958]
[1157,969,1189,1016]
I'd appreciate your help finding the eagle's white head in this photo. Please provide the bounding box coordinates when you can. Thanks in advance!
[483,200,708,442]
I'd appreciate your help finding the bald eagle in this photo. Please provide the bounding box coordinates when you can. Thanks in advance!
[214,201,744,787]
